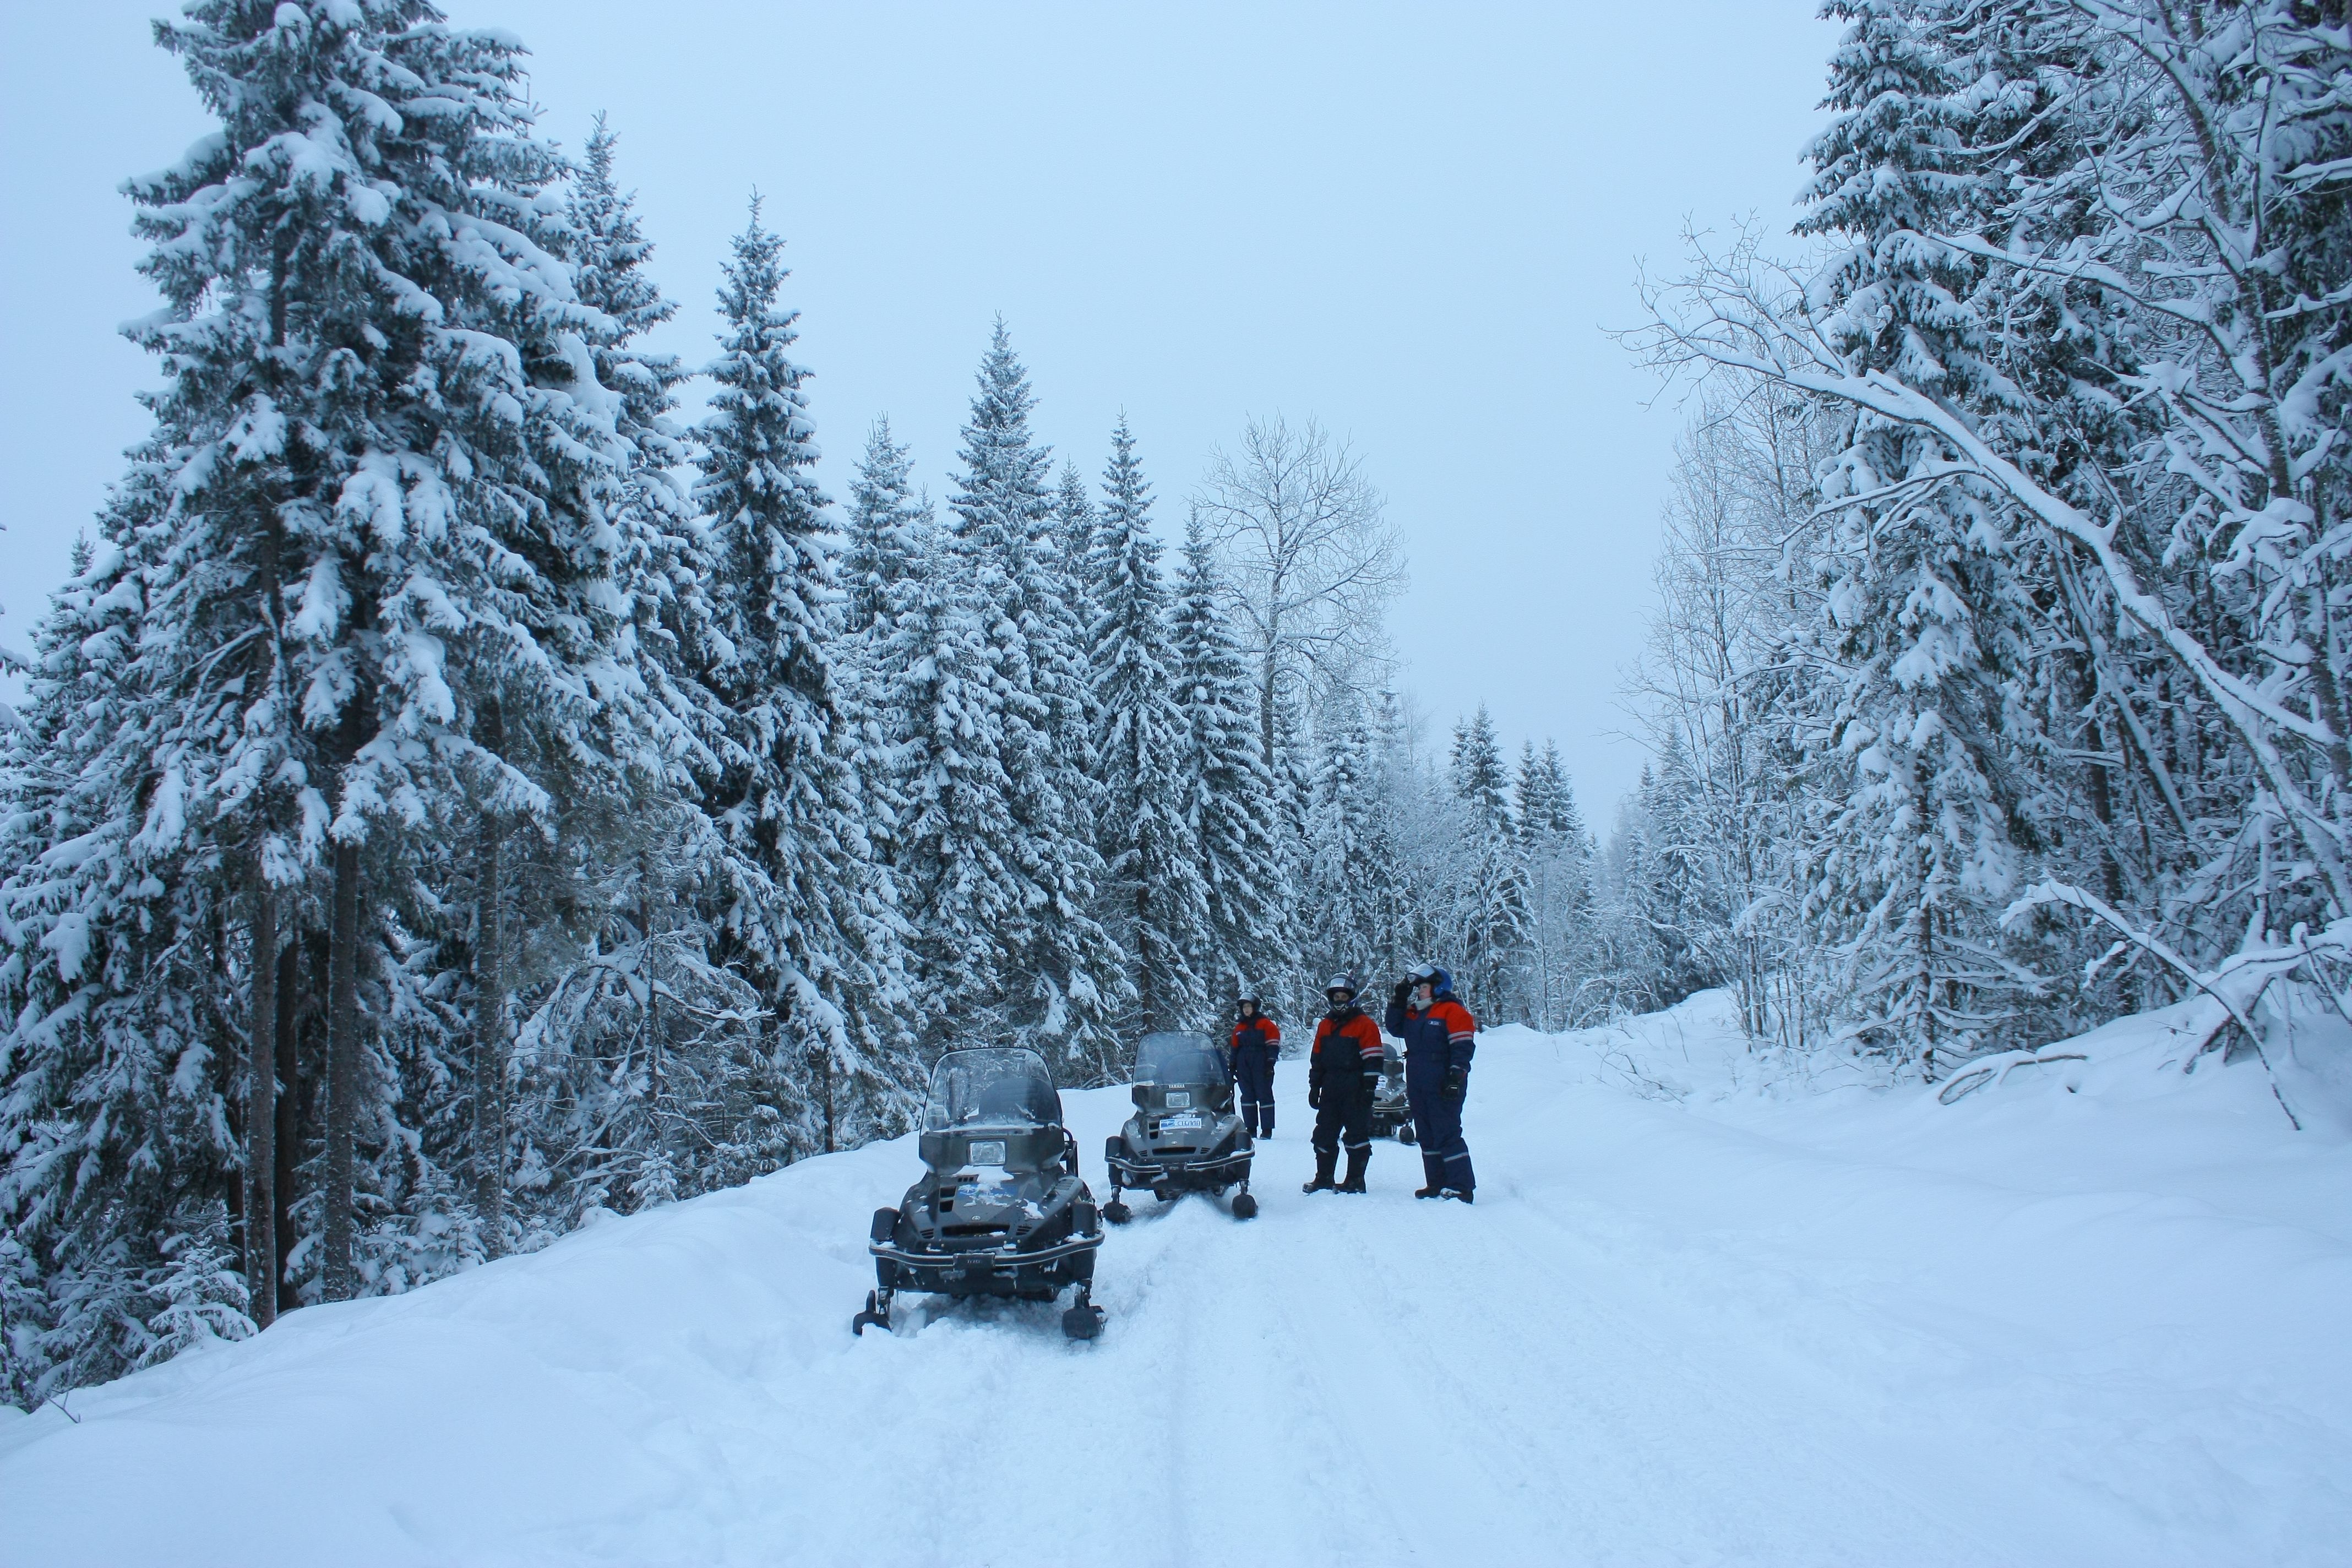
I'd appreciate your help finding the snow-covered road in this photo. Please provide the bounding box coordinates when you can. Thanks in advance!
[6,992,2350,1565]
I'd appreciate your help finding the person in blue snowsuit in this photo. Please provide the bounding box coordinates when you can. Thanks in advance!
[1386,962,1477,1202]
[1229,991,1282,1139]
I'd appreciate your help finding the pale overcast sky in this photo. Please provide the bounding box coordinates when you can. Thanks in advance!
[0,1,1836,816]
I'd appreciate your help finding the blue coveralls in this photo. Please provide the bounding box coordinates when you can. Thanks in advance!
[1386,977,1476,1194]
[1231,1013,1280,1137]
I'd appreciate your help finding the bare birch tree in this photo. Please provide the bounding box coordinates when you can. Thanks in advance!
[1193,416,1406,767]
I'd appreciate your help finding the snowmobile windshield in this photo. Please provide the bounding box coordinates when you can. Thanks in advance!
[1136,1031,1226,1087]
[923,1048,1061,1133]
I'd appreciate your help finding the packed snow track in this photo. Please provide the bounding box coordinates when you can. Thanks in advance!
[6,992,2350,1565]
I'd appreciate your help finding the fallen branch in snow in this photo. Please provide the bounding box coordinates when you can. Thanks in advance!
[1935,1050,2088,1107]
[2002,881,2310,1131]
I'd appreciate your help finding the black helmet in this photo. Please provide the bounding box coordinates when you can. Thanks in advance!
[1323,971,1359,1001]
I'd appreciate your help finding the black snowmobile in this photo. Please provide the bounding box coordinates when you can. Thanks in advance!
[1370,1036,1415,1145]
[855,1047,1107,1340]
[1103,1031,1257,1223]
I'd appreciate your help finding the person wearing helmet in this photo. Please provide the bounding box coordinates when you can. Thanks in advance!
[1304,972,1383,1194]
[1387,962,1477,1202]
[1230,990,1282,1140]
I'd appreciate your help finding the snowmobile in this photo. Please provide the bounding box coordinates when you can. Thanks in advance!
[1370,1036,1416,1145]
[1102,1031,1258,1223]
[854,1047,1106,1341]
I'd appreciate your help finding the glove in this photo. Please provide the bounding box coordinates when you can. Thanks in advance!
[1391,980,1412,1009]
[1442,1066,1467,1102]
[1362,1072,1384,1101]
[1308,1085,1323,1110]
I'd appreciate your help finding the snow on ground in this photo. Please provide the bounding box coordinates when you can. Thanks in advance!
[6,991,2351,1566]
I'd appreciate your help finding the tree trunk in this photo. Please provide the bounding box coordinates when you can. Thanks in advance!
[272,937,300,1313]
[473,728,508,1252]
[1135,883,1156,1034]
[245,878,277,1330]
[1259,649,1279,774]
[322,836,361,1301]
[819,1046,835,1155]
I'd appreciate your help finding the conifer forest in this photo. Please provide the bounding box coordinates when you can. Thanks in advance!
[8,1,2352,1478]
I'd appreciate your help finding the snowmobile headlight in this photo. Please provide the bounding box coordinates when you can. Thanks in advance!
[1166,1091,1191,1109]
[968,1140,1007,1166]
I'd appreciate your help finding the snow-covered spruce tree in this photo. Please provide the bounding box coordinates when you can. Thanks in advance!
[840,417,928,644]
[1087,419,1207,1033]
[884,512,1025,1051]
[1170,515,1293,1007]
[482,117,777,1224]
[1303,698,1391,985]
[1446,707,1533,1019]
[1,1,653,1387]
[1266,683,1318,1020]
[1365,687,1435,983]
[937,323,1128,1079]
[1769,3,2044,1067]
[1055,460,1102,734]
[692,197,913,1149]
[0,470,219,1392]
[1516,740,1596,1031]
[831,417,927,885]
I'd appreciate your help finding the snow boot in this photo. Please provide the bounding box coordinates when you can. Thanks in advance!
[1443,1188,1474,1205]
[1338,1147,1370,1193]
[1414,1185,1444,1199]
[1302,1150,1338,1193]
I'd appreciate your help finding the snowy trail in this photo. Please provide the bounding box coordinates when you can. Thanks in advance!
[7,993,2352,1566]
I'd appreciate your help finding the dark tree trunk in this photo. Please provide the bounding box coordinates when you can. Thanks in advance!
[323,836,361,1301]
[472,724,508,1253]
[272,936,300,1313]
[246,879,277,1329]
[1135,884,1156,1034]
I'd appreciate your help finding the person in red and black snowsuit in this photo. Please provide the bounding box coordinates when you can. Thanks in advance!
[1230,992,1282,1139]
[1387,962,1477,1201]
[1305,973,1384,1194]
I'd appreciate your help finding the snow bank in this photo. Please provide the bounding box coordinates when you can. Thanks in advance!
[6,993,2350,1565]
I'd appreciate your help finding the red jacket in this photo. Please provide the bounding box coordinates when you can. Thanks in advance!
[1231,1014,1282,1058]
[1308,1008,1383,1092]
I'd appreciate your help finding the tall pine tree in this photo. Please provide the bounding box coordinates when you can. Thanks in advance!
[1170,515,1292,1006]
[1087,419,1206,1033]
[940,323,1128,1077]
[693,196,912,1147]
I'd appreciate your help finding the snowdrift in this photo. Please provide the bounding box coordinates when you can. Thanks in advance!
[5,992,2350,1566]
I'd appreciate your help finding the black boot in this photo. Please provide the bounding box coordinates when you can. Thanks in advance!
[1302,1150,1337,1193]
[1415,1185,1444,1199]
[1339,1147,1369,1193]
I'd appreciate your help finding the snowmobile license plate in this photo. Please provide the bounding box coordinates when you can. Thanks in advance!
[1162,1113,1204,1130]
[1165,1091,1191,1109]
